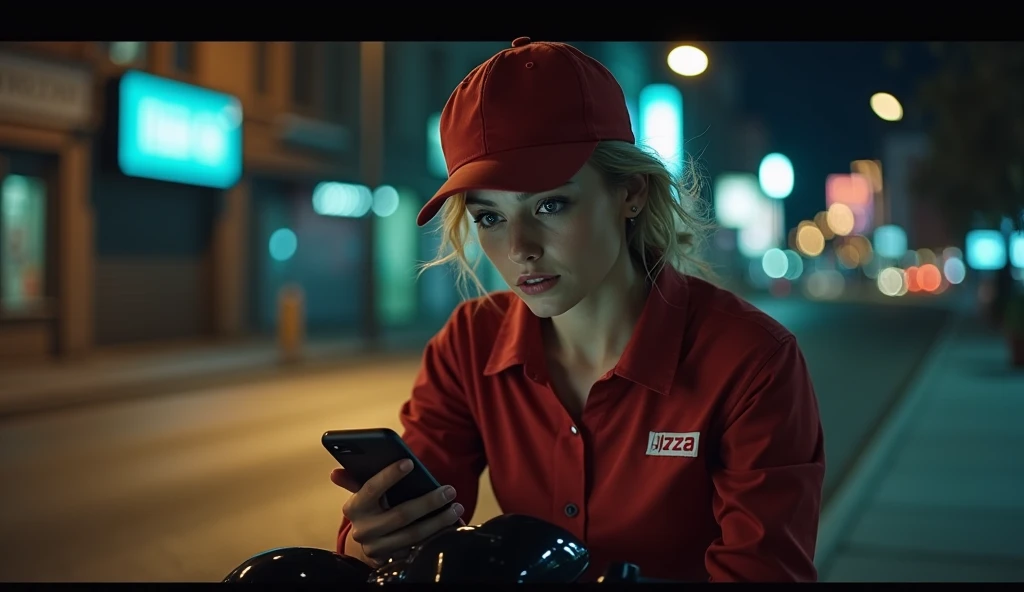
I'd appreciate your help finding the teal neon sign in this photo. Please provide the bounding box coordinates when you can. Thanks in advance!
[118,70,243,189]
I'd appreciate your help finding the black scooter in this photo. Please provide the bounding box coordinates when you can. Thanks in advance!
[222,513,675,584]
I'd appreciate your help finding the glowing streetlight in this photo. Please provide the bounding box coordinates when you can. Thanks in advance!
[870,92,903,122]
[667,45,708,77]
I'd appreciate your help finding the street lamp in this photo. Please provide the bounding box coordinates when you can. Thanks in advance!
[667,45,708,77]
[870,92,903,122]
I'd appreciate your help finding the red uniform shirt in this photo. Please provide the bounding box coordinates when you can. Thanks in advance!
[337,268,826,582]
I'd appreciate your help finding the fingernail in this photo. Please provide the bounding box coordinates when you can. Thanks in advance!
[452,503,465,516]
[442,486,456,501]
[399,459,413,472]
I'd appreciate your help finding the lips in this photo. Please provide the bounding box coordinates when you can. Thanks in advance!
[516,274,559,286]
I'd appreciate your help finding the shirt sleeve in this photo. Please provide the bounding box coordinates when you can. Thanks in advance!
[705,335,826,582]
[337,324,488,556]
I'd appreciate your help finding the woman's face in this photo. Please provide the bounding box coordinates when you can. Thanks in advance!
[465,163,644,318]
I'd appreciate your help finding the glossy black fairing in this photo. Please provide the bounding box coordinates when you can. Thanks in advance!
[223,546,373,584]
[369,513,589,584]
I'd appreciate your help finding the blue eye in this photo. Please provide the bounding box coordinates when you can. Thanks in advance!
[538,198,567,215]
[473,212,502,229]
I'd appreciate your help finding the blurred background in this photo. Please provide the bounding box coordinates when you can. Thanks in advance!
[0,40,1021,583]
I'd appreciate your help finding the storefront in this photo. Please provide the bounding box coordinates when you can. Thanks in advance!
[247,176,370,338]
[0,49,94,362]
[92,69,243,346]
[246,174,469,339]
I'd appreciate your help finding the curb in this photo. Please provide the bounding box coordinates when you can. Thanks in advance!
[813,313,963,576]
[0,344,426,422]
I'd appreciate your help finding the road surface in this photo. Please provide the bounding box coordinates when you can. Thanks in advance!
[0,300,948,582]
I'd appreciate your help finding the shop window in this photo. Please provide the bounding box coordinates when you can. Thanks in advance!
[374,187,418,327]
[0,175,47,315]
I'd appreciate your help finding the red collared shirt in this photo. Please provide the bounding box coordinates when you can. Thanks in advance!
[338,268,825,582]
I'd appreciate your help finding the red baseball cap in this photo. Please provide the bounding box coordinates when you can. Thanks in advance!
[416,38,636,227]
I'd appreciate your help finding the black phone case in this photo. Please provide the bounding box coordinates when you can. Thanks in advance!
[322,428,452,519]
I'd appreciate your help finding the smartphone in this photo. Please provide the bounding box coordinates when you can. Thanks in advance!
[322,428,451,517]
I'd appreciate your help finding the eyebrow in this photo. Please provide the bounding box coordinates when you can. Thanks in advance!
[464,181,575,207]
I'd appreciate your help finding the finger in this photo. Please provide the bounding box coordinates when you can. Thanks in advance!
[330,468,362,493]
[346,459,414,515]
[360,503,464,561]
[359,485,457,541]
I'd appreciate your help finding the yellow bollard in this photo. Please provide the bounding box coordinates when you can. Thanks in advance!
[278,284,305,364]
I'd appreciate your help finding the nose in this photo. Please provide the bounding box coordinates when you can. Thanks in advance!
[507,222,542,264]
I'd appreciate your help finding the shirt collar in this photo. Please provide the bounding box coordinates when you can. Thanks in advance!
[483,267,691,395]
[483,293,547,379]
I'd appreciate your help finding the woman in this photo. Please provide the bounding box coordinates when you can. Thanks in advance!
[330,38,826,583]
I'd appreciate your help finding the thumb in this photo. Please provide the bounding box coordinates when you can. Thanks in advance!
[330,468,362,493]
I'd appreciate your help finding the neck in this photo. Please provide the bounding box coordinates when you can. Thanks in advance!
[545,252,650,370]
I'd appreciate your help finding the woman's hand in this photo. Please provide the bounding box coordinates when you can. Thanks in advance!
[331,459,465,566]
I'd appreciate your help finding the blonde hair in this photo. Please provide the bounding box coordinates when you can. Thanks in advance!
[418,140,716,300]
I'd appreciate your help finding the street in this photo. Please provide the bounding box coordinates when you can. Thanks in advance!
[0,299,949,582]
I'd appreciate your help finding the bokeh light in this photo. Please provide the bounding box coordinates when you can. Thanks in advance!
[371,185,400,217]
[826,203,855,236]
[870,92,903,122]
[877,267,905,296]
[667,45,708,77]
[268,228,297,262]
[762,248,789,279]
[796,224,826,257]
[917,263,942,292]
[758,153,794,199]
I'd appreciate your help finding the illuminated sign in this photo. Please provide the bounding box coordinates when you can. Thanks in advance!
[117,70,243,189]
[639,84,683,178]
[851,159,883,193]
[426,112,447,179]
[826,173,874,234]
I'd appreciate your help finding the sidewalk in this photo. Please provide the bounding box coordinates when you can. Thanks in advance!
[0,329,435,420]
[815,314,1024,582]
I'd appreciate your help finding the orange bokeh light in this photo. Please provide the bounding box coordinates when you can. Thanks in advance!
[917,263,942,292]
[905,266,920,292]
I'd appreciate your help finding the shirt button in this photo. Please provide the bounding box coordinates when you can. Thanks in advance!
[570,425,579,435]
[564,503,579,518]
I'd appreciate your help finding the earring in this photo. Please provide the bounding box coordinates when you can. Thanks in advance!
[630,206,638,213]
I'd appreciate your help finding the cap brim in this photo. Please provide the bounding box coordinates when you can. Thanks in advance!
[416,141,600,227]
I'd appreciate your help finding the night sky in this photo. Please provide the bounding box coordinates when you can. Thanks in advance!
[727,41,937,226]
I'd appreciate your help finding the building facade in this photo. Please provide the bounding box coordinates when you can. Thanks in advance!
[0,41,386,363]
[0,42,96,363]
[0,40,744,365]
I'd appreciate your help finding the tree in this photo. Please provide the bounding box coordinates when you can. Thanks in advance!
[909,42,1024,237]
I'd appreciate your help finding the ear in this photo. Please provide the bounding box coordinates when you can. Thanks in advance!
[620,173,649,219]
